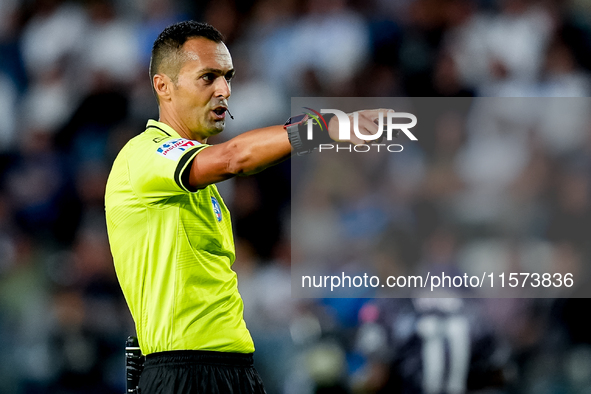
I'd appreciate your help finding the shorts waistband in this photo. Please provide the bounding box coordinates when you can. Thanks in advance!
[144,350,254,368]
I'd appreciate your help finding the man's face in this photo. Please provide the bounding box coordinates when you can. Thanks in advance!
[170,37,234,139]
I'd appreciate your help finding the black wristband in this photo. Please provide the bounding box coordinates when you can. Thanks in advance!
[285,113,335,154]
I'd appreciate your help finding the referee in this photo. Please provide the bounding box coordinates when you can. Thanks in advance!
[105,21,381,393]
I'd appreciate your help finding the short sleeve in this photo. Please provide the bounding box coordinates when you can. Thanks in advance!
[127,136,209,204]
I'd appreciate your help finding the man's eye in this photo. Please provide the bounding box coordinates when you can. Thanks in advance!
[202,73,215,82]
[225,73,234,82]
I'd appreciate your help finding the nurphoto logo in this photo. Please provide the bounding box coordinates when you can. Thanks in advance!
[303,108,418,153]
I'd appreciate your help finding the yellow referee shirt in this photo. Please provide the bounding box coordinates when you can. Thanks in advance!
[105,120,254,355]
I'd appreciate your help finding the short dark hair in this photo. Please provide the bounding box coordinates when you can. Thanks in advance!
[149,21,224,97]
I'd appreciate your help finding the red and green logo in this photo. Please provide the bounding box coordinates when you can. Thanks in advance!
[303,107,329,131]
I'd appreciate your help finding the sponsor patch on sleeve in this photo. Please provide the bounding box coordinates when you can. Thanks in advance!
[156,138,201,161]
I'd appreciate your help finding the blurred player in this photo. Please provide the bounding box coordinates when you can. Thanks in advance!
[105,21,383,393]
[355,297,507,394]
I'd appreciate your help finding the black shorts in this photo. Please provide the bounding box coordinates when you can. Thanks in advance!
[138,350,267,394]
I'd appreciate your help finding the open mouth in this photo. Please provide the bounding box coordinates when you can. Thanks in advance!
[213,107,227,116]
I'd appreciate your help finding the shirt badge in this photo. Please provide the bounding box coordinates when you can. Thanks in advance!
[211,196,222,222]
[156,138,200,161]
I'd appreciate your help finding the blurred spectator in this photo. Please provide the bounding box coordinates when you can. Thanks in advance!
[354,298,507,393]
[446,0,554,95]
[20,0,87,81]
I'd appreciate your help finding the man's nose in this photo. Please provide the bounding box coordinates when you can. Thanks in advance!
[214,77,231,99]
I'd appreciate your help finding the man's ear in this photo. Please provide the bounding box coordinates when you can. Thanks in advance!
[153,74,173,102]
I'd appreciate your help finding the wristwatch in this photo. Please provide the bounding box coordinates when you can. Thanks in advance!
[284,113,310,154]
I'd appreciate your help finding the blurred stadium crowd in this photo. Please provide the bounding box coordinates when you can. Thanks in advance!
[2,0,591,393]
